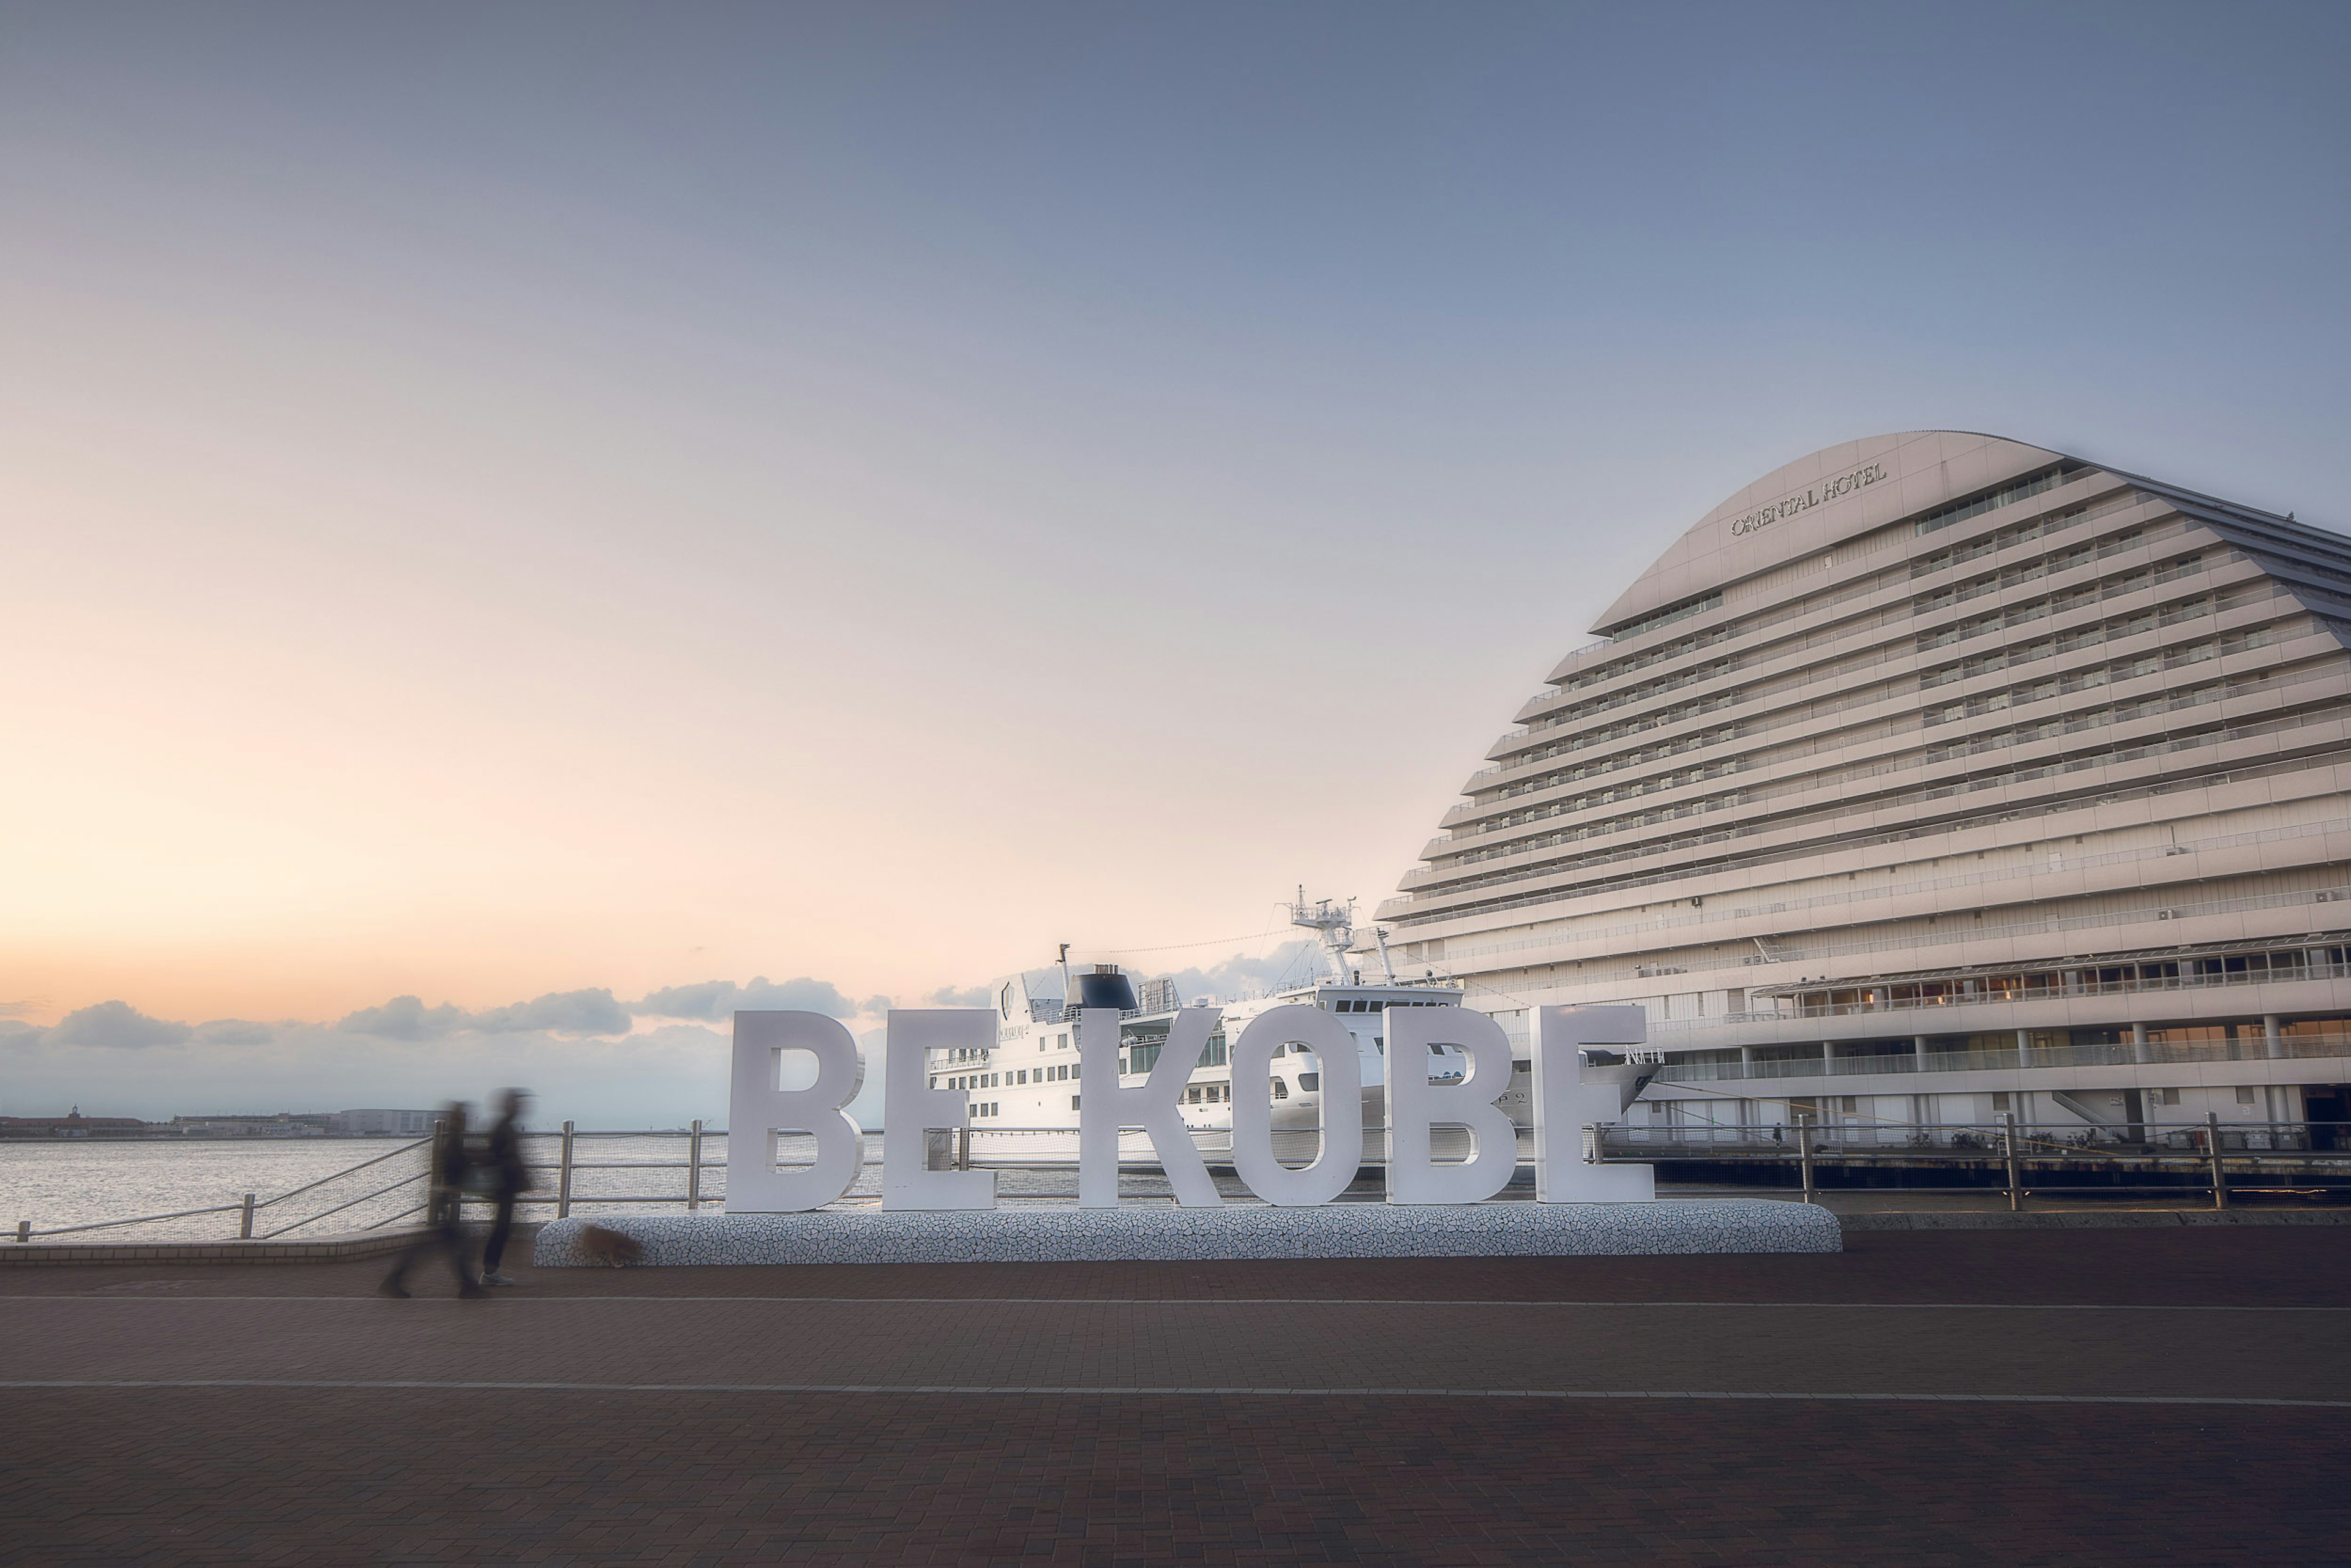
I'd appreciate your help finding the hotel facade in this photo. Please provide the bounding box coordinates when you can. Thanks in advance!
[1374,432,2351,1147]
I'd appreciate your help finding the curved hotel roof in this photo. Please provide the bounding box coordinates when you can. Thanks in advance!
[1377,432,2351,1134]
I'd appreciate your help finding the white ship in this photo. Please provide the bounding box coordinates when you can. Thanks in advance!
[926,896,1516,1169]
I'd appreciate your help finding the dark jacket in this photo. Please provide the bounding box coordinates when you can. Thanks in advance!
[484,1115,529,1199]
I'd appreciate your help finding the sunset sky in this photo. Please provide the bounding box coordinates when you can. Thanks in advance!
[5,2,2347,1121]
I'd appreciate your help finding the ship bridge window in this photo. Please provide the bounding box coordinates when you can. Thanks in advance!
[1271,1079,1290,1100]
[1298,1073,1320,1091]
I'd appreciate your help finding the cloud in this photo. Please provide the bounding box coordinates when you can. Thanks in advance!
[473,988,631,1038]
[0,999,42,1020]
[339,995,470,1040]
[1147,940,1325,1005]
[196,1019,279,1046]
[631,975,868,1021]
[48,1000,193,1049]
[926,984,991,1007]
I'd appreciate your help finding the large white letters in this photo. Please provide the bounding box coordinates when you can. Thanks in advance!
[726,1010,866,1213]
[1228,1004,1363,1207]
[882,1010,997,1210]
[1531,1004,1657,1202]
[1078,1006,1223,1207]
[718,1001,1659,1215]
[1384,1004,1517,1205]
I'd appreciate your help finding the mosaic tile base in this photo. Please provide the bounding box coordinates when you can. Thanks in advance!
[533,1199,1839,1266]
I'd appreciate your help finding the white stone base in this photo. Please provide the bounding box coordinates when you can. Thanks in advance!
[533,1199,1838,1267]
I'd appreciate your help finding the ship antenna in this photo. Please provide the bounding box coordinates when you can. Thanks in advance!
[1286,891,1359,986]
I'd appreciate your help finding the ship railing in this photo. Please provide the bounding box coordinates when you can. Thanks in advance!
[1651,1032,2351,1084]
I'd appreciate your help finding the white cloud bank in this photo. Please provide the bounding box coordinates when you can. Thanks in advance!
[0,977,902,1128]
[0,948,1316,1128]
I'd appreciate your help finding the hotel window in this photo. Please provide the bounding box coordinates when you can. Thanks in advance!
[1070,1095,1080,1111]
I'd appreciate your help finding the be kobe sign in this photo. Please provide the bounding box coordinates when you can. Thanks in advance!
[727,1003,1655,1211]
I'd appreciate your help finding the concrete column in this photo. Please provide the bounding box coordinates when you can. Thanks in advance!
[1914,1035,1930,1068]
[2263,1014,2284,1061]
[2016,1029,2033,1068]
[2131,1021,2150,1065]
[1738,1045,1755,1068]
[1820,1040,1839,1072]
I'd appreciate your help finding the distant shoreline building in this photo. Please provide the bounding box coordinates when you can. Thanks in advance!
[0,1109,148,1139]
[0,1108,437,1139]
[171,1112,332,1138]
[1376,431,2351,1147]
[327,1109,436,1137]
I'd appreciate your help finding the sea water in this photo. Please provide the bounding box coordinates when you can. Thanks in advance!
[0,1132,1174,1243]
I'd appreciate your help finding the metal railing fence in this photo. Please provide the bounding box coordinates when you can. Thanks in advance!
[18,1110,2351,1244]
[1591,1112,2351,1211]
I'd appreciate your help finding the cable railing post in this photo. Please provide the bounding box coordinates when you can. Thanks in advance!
[2207,1111,2229,1211]
[239,1193,255,1240]
[1797,1113,1818,1205]
[687,1120,703,1212]
[558,1120,576,1220]
[2000,1112,2023,1212]
[15,1220,27,1245]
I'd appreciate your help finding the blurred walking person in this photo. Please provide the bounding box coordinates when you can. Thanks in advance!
[479,1088,532,1286]
[380,1102,489,1299]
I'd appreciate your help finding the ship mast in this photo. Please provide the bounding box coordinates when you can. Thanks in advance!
[1286,888,1363,986]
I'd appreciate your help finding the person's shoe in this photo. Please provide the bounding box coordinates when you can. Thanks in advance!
[460,1281,493,1299]
[481,1270,516,1286]
[377,1281,411,1299]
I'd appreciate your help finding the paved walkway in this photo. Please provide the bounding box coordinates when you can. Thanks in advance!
[2,1228,2346,1564]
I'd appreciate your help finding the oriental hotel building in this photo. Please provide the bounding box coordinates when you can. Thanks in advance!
[1376,431,2351,1146]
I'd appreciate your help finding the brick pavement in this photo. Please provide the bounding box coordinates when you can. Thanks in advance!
[2,1229,2347,1564]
